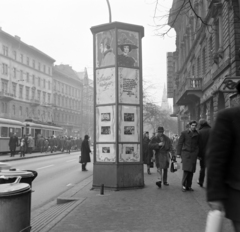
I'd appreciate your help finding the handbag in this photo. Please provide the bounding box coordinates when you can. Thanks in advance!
[170,159,179,172]
[205,210,225,232]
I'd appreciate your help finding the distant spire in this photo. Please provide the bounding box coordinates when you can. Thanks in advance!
[161,84,170,111]
[84,67,88,85]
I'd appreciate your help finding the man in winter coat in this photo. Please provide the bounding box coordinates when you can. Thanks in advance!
[149,126,174,188]
[177,120,199,192]
[197,119,211,187]
[80,135,91,171]
[9,133,18,157]
[27,135,34,154]
[206,82,240,231]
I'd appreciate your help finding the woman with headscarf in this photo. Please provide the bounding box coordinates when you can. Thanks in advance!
[80,135,91,171]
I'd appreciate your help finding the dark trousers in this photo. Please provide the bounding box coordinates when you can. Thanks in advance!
[10,147,16,157]
[163,169,168,183]
[28,147,33,154]
[198,159,205,185]
[182,171,194,188]
[82,163,87,171]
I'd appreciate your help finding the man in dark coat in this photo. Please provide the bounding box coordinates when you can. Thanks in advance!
[197,119,211,187]
[80,135,91,171]
[149,126,174,188]
[177,120,199,192]
[143,132,151,174]
[206,82,240,231]
[9,133,18,157]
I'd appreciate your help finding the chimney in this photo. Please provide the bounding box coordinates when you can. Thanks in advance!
[15,35,21,41]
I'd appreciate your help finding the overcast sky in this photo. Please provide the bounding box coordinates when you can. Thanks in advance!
[0,0,175,105]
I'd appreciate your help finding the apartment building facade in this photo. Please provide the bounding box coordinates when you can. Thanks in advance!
[0,28,55,123]
[168,0,240,132]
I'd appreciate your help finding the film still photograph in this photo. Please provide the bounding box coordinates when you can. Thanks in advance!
[101,126,111,135]
[101,113,111,121]
[124,113,134,122]
[124,126,135,135]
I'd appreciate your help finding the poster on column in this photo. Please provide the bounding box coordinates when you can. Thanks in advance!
[119,105,140,142]
[96,105,116,142]
[119,143,140,162]
[96,68,115,105]
[119,67,139,104]
[96,144,116,162]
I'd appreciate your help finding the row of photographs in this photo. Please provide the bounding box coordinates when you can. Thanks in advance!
[96,105,140,142]
[96,67,139,105]
[96,29,139,69]
[96,143,140,162]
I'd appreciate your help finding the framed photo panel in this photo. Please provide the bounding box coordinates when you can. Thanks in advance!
[119,105,140,142]
[119,67,139,104]
[117,29,139,68]
[96,105,116,142]
[96,144,116,162]
[96,30,116,68]
[96,68,115,105]
[119,143,140,162]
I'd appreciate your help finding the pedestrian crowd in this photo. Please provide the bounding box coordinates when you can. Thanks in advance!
[143,81,240,231]
[8,133,83,158]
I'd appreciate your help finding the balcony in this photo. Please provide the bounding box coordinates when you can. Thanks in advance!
[0,91,15,101]
[30,98,40,107]
[175,78,202,105]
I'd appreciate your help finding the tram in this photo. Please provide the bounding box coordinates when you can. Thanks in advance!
[0,118,63,154]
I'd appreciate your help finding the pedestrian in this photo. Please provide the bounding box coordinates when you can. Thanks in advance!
[8,133,18,157]
[149,126,174,188]
[27,134,34,154]
[206,82,240,232]
[177,120,199,192]
[143,132,151,174]
[197,119,211,187]
[172,134,179,157]
[20,135,27,157]
[80,135,91,171]
[66,137,71,154]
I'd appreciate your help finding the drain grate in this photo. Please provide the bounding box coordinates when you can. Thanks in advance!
[31,198,85,232]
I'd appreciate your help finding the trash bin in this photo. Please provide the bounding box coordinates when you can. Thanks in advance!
[0,176,32,232]
[0,169,37,187]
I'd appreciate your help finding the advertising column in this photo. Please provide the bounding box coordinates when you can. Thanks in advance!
[91,22,144,189]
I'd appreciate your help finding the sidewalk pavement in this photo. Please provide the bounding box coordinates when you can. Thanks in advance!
[47,159,235,232]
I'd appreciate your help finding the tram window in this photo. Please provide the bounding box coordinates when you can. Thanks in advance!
[26,127,30,135]
[31,129,34,137]
[9,127,15,137]
[42,130,46,137]
[1,127,8,137]
[46,130,49,137]
[15,128,21,137]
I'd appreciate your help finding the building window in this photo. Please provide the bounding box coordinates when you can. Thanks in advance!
[38,77,41,87]
[209,37,213,65]
[38,62,41,70]
[26,107,29,117]
[21,54,23,63]
[27,57,29,66]
[13,51,17,60]
[48,81,50,90]
[12,105,16,115]
[12,83,17,97]
[48,93,51,103]
[26,73,29,82]
[43,92,46,104]
[43,65,46,73]
[2,45,8,56]
[26,87,30,100]
[1,80,8,93]
[13,68,17,78]
[19,85,23,99]
[33,60,35,69]
[37,90,41,101]
[32,75,35,85]
[215,19,220,53]
[43,79,46,88]
[2,63,8,75]
[19,106,22,116]
[20,70,23,81]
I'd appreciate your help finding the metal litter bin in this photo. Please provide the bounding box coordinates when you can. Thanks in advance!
[0,176,32,232]
[0,169,37,187]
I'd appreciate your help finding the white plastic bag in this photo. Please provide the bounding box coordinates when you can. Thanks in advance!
[205,210,225,232]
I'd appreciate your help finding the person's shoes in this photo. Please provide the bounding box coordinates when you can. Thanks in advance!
[147,169,151,175]
[182,186,187,192]
[197,181,203,187]
[156,181,162,188]
[188,187,194,191]
[163,182,169,186]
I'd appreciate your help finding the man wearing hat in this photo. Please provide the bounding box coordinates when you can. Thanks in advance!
[177,120,199,192]
[149,126,174,188]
